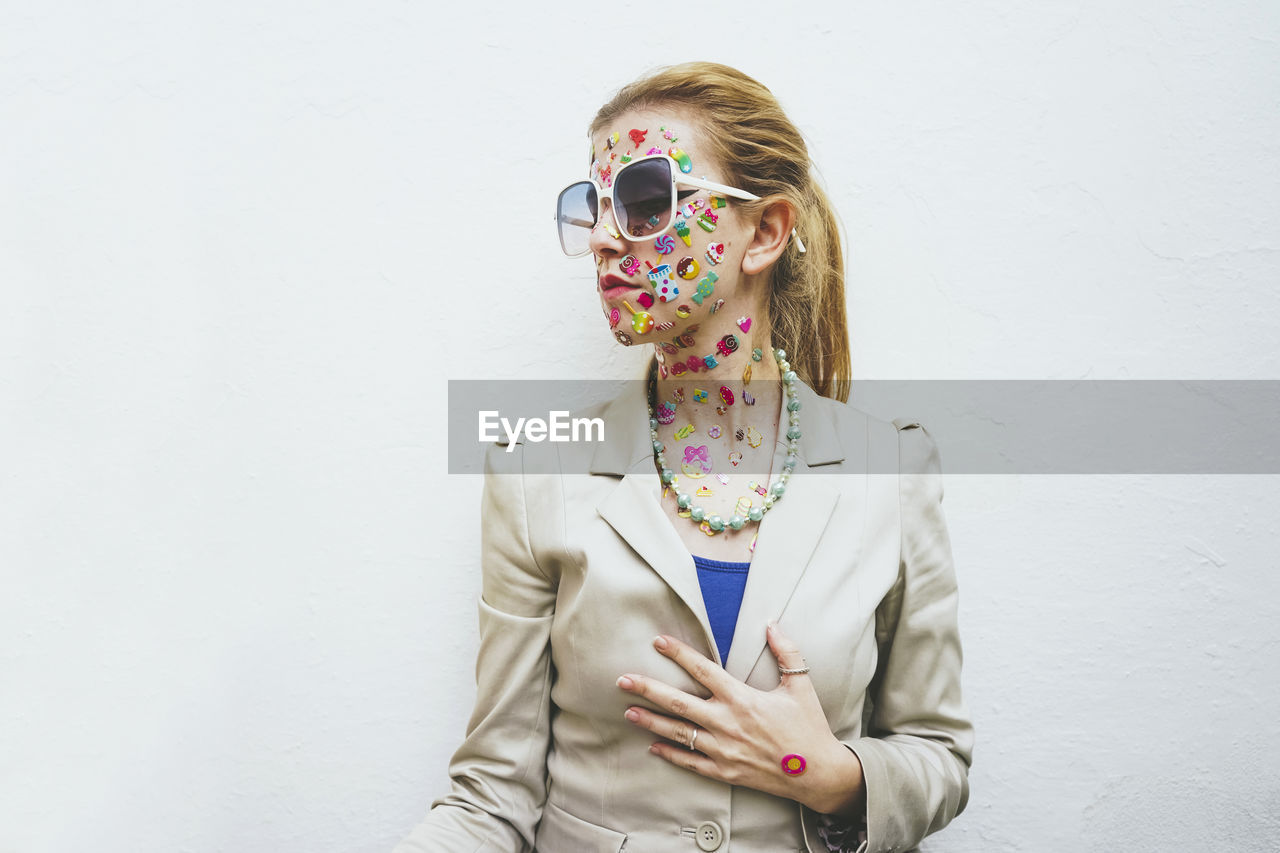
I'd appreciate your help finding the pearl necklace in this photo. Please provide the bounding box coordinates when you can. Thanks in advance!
[647,347,802,534]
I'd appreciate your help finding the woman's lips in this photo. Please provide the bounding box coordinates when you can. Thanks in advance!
[599,274,640,295]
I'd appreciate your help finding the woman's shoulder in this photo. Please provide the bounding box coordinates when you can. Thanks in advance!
[807,390,941,477]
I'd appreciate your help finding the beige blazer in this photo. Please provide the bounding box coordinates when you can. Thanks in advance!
[395,377,973,853]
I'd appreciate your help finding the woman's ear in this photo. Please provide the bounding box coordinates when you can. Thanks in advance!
[741,199,797,276]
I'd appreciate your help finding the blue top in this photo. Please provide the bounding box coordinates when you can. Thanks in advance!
[692,555,751,665]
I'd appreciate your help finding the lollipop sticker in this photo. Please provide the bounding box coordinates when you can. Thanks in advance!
[654,234,677,256]
[620,254,641,276]
[622,300,654,335]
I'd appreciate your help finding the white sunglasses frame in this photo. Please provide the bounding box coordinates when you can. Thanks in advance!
[555,153,805,257]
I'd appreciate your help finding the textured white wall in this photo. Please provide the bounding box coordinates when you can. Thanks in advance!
[2,1,1277,851]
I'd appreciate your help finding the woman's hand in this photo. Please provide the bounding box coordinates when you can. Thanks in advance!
[616,621,866,817]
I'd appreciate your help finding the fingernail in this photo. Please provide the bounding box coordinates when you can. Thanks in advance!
[767,620,778,632]
[653,635,669,650]
[624,708,640,722]
[649,743,661,754]
[617,675,635,690]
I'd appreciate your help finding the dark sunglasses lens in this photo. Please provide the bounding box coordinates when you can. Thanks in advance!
[557,182,598,255]
[615,158,673,239]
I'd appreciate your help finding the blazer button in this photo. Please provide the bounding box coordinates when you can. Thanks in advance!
[694,820,724,851]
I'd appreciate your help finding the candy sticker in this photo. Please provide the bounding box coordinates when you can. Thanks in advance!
[743,389,756,405]
[628,128,647,148]
[673,387,686,404]
[681,445,713,479]
[608,308,620,328]
[696,485,714,497]
[691,271,718,305]
[669,148,693,173]
[675,218,692,247]
[752,347,763,361]
[675,424,695,440]
[655,234,677,255]
[702,355,718,369]
[675,304,692,319]
[743,363,753,384]
[676,257,700,280]
[620,255,641,276]
[707,425,722,438]
[698,210,718,232]
[728,450,743,467]
[705,243,725,265]
[671,362,687,376]
[681,199,704,219]
[716,334,739,356]
[719,386,735,405]
[656,401,676,424]
[746,426,763,448]
[709,195,727,209]
[608,131,620,149]
[661,126,677,141]
[615,330,633,345]
[737,316,751,332]
[623,300,653,335]
[647,262,674,291]
[692,389,708,403]
[637,291,654,309]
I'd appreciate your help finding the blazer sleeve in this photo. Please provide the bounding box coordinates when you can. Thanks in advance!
[840,420,975,853]
[394,441,558,853]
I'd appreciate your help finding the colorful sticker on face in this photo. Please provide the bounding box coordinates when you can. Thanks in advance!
[709,195,727,209]
[615,330,633,345]
[656,320,674,331]
[681,199,704,218]
[662,126,677,141]
[658,364,668,378]
[719,386,735,406]
[675,424,695,440]
[603,219,621,239]
[709,298,725,314]
[717,334,739,357]
[673,387,685,404]
[702,355,718,369]
[656,401,676,424]
[623,301,653,335]
[698,210,719,232]
[686,356,704,373]
[629,128,647,149]
[647,262,673,291]
[608,131,620,149]
[728,450,743,467]
[736,428,745,441]
[645,146,663,156]
[676,257,700,280]
[609,308,620,328]
[676,304,692,319]
[692,389,708,403]
[674,219,691,247]
[674,331,696,348]
[742,363,752,385]
[669,147,693,174]
[654,234,677,255]
[737,316,751,332]
[743,389,756,405]
[705,243,725,265]
[620,254,641,276]
[691,271,718,305]
[637,291,654,309]
[752,347,764,361]
[707,425,722,439]
[670,362,687,376]
[659,341,679,355]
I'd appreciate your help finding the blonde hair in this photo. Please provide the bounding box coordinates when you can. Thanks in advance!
[591,62,851,402]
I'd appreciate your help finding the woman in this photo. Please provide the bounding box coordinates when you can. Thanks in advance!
[397,62,973,853]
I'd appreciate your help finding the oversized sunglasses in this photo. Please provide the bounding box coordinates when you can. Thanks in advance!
[555,154,769,258]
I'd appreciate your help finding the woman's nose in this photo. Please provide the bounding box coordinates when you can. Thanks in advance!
[588,200,627,258]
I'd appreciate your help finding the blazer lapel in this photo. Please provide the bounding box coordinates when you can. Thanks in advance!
[592,379,719,658]
[723,380,857,683]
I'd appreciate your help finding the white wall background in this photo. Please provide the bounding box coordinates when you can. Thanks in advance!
[3,1,1278,850]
